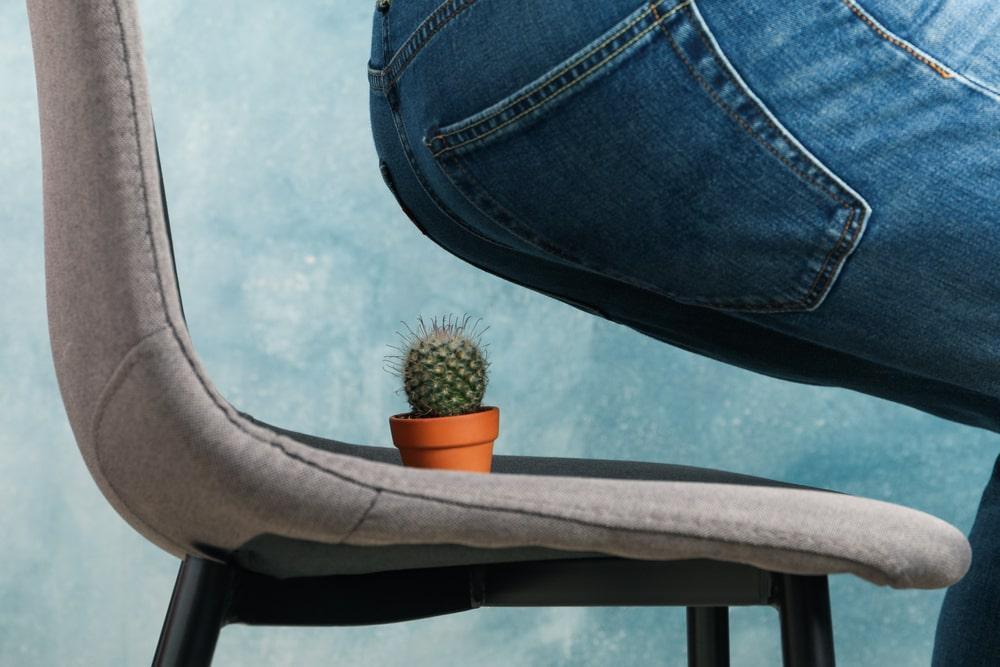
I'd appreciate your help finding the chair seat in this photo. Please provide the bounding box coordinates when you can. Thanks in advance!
[21,0,969,601]
[234,417,817,578]
[226,417,970,588]
[24,2,973,662]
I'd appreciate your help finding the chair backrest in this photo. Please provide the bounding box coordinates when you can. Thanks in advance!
[25,1,973,591]
[29,0,179,423]
[27,0,380,558]
[28,0,188,535]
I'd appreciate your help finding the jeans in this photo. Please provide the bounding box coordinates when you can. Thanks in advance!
[365,0,1000,662]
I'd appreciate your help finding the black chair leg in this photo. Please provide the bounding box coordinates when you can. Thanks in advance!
[775,574,835,667]
[152,556,235,667]
[687,607,730,667]
[144,557,835,667]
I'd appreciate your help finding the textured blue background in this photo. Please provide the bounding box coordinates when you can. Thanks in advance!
[1,2,996,665]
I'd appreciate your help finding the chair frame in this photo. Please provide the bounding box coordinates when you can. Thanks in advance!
[152,556,835,667]
[23,2,969,666]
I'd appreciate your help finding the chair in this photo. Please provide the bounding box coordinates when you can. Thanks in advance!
[25,1,971,665]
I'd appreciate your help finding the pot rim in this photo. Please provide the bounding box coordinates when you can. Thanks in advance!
[389,405,498,422]
[389,405,499,450]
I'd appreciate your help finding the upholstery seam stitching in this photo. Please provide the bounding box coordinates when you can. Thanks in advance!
[83,0,186,555]
[93,0,932,586]
[110,0,170,333]
[338,490,382,545]
[92,0,376,550]
[357,490,913,586]
[97,335,916,583]
[91,329,183,549]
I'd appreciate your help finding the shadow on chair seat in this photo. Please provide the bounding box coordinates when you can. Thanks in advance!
[236,416,826,579]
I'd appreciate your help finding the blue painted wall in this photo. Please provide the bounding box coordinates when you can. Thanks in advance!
[1,2,995,664]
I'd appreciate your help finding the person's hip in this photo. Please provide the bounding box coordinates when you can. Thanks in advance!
[366,0,1000,431]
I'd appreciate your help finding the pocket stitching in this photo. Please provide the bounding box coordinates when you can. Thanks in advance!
[373,0,479,93]
[654,3,858,212]
[427,1,871,313]
[434,3,661,139]
[428,0,691,158]
[651,1,869,310]
[841,0,953,80]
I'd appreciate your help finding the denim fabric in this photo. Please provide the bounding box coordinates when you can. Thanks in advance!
[367,0,999,661]
[934,454,1000,665]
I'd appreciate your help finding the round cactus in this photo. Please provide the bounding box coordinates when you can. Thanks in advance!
[384,313,491,418]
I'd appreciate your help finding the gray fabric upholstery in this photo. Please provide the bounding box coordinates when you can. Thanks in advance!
[27,0,971,590]
[252,417,826,488]
[234,420,823,578]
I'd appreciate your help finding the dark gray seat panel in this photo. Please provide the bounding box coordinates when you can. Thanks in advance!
[232,535,607,579]
[247,414,827,489]
[235,416,829,579]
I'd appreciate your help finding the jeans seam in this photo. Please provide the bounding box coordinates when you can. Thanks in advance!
[424,0,861,312]
[428,0,690,156]
[431,1,658,144]
[383,3,392,72]
[655,3,857,212]
[382,66,543,259]
[412,0,867,312]
[374,0,479,93]
[797,206,863,310]
[678,1,868,307]
[841,0,1000,103]
[652,1,869,310]
[384,89,612,321]
[841,0,953,79]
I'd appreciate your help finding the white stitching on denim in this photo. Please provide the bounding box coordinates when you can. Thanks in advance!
[381,0,478,92]
[842,0,953,79]
[842,0,1000,102]
[430,0,692,158]
[433,0,681,144]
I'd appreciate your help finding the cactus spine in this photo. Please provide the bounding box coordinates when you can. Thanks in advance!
[385,314,491,418]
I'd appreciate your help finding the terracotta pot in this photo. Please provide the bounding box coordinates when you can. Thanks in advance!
[389,406,499,473]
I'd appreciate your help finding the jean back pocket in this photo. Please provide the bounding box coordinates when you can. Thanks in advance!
[422,0,871,313]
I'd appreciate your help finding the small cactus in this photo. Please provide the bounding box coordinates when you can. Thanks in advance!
[384,313,491,418]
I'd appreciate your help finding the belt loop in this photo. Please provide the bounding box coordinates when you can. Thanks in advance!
[379,0,393,66]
